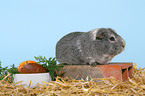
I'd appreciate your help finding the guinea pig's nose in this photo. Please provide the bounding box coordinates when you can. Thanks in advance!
[121,39,125,48]
[122,45,125,48]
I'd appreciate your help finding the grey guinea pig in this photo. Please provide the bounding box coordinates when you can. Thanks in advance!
[56,28,125,66]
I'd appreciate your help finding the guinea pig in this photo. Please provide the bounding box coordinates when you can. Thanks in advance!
[56,28,125,66]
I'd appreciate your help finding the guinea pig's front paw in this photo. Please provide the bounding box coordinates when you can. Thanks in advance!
[90,62,104,67]
[90,62,99,67]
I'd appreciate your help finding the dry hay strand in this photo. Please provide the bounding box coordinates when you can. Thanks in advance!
[0,64,145,96]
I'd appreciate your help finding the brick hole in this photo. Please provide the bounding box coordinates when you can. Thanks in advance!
[122,68,127,81]
[122,68,127,74]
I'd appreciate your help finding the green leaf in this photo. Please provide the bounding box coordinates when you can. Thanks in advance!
[34,56,64,80]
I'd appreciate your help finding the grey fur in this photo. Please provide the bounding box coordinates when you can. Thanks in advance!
[56,28,125,65]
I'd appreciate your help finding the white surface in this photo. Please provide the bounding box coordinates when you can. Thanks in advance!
[13,73,52,88]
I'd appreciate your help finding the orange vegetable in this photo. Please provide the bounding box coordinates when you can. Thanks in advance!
[18,60,46,73]
[18,60,36,72]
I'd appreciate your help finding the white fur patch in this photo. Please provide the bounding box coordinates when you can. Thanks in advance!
[77,40,82,52]
[91,29,98,40]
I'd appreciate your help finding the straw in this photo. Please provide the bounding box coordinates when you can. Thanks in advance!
[0,64,145,95]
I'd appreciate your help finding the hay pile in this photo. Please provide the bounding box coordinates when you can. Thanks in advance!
[0,64,145,96]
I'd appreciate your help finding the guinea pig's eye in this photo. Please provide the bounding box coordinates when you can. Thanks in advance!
[109,37,115,41]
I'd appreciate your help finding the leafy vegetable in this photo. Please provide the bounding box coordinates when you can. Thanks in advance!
[0,56,64,82]
[34,56,64,80]
[7,64,19,74]
[0,61,8,80]
[0,62,19,82]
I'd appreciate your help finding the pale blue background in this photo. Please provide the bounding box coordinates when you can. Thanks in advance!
[0,0,145,68]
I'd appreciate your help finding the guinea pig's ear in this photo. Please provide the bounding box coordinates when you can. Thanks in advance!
[96,32,106,40]
[96,28,107,40]
[96,35,103,40]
